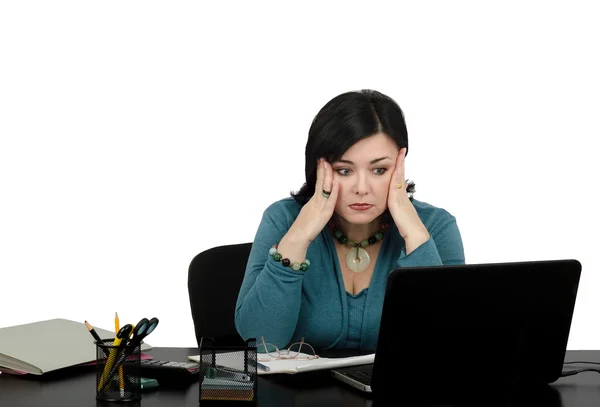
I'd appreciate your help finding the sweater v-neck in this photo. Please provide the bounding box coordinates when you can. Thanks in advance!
[324,226,399,349]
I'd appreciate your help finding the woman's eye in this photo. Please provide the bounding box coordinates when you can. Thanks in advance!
[336,169,351,176]
[373,168,387,175]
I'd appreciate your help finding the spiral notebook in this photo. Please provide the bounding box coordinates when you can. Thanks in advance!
[188,351,374,375]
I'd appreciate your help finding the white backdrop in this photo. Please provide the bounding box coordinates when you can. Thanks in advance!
[1,1,598,349]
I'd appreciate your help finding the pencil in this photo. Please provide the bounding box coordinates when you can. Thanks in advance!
[114,312,124,397]
[118,366,125,397]
[85,321,102,343]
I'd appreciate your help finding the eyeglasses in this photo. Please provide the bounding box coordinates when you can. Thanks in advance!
[257,336,319,361]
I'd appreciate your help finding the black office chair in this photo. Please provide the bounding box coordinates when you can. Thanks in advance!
[187,242,252,348]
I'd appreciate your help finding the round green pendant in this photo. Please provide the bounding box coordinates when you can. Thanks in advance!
[345,247,370,273]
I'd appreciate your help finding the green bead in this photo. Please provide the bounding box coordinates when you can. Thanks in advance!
[334,230,343,239]
[305,259,310,266]
[340,236,348,244]
[205,367,217,378]
[361,239,369,247]
[300,262,308,271]
[292,262,301,271]
[348,240,355,246]
[375,231,383,240]
[273,252,282,261]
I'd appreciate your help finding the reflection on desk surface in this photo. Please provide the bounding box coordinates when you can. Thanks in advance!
[2,348,600,407]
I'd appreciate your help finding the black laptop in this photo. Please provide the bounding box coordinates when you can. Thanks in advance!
[331,259,581,403]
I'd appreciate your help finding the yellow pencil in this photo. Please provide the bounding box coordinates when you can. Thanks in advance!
[114,312,124,397]
[118,365,125,397]
[98,336,124,391]
[98,324,133,392]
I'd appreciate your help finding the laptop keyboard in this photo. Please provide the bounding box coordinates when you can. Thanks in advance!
[345,365,373,385]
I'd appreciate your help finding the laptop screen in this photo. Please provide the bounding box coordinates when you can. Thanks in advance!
[368,259,581,401]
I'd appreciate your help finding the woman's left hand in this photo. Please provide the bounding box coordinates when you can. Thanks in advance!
[387,148,430,254]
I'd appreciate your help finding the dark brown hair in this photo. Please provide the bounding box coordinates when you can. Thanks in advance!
[291,89,415,204]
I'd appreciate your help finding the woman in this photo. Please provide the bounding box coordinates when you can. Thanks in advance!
[235,89,465,352]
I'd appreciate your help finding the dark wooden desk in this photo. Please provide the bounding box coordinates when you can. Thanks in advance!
[1,348,599,407]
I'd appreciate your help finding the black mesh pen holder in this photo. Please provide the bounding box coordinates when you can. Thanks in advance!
[198,337,258,406]
[95,339,142,402]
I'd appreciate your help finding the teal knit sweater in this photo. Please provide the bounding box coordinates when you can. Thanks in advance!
[235,197,465,351]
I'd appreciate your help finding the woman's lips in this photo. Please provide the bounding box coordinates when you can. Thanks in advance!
[349,204,373,211]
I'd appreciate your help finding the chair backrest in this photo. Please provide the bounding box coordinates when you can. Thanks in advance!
[187,242,252,347]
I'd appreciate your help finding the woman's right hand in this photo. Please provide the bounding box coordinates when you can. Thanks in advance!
[290,158,339,245]
[278,158,339,259]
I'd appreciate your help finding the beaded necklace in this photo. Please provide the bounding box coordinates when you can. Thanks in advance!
[330,222,388,273]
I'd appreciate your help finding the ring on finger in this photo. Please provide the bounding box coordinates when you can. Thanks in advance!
[322,189,331,199]
[396,183,403,189]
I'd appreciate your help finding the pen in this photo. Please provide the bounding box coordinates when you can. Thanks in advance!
[84,321,102,343]
[206,366,252,382]
[247,358,270,372]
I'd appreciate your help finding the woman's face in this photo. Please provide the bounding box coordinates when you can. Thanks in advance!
[330,133,399,225]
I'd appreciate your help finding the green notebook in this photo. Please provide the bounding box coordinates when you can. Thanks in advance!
[202,377,254,390]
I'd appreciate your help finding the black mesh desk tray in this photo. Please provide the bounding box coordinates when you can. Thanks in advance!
[198,337,257,405]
